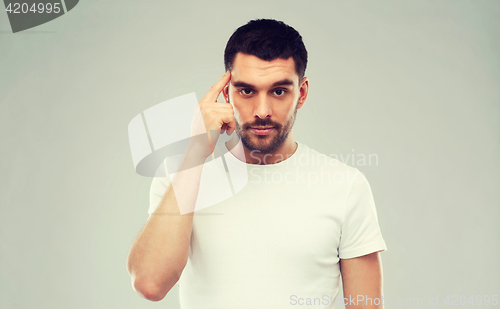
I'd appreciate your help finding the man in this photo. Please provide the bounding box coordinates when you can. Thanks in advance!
[127,19,387,309]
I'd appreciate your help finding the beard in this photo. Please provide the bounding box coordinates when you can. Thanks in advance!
[233,100,298,154]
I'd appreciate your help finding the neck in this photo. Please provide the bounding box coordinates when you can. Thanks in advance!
[225,133,298,165]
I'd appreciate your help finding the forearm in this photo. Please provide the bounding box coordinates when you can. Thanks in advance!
[126,148,206,301]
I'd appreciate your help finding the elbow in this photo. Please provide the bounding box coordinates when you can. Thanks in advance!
[132,272,181,302]
[133,279,165,302]
[126,252,186,301]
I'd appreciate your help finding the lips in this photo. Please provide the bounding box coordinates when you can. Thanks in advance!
[250,127,275,135]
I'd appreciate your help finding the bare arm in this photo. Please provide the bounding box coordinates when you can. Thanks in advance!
[126,151,204,301]
[340,251,384,309]
[126,71,234,301]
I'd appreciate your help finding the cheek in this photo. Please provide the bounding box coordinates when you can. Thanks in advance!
[231,103,243,123]
[230,99,248,119]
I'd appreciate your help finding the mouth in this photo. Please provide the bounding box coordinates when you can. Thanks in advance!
[250,127,275,135]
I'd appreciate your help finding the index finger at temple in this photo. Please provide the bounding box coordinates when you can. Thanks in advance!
[204,71,231,102]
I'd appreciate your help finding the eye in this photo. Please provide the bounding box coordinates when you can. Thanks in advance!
[238,89,254,96]
[274,89,287,96]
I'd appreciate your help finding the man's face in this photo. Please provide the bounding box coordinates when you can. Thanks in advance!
[223,53,308,154]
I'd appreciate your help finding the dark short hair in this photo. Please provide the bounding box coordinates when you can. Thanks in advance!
[224,19,308,82]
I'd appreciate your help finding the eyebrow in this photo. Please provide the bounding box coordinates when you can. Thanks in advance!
[232,78,295,89]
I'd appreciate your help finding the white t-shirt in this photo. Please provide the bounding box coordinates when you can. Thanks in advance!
[148,141,387,309]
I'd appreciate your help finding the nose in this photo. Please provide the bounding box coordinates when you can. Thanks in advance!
[253,93,272,119]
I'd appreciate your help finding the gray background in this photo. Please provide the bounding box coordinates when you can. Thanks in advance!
[1,0,498,308]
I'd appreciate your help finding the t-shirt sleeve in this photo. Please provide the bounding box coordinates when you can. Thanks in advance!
[338,169,387,259]
[148,175,172,217]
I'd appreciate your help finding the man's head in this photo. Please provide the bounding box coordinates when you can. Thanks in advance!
[224,19,308,83]
[222,19,309,154]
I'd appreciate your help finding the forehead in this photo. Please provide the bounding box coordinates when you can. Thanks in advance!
[231,53,298,87]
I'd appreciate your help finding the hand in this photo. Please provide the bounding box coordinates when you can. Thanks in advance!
[188,71,235,159]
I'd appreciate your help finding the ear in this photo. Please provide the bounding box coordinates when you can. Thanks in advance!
[297,76,309,109]
[222,83,229,103]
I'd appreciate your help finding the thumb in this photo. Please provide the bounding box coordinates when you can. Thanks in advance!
[226,120,236,136]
